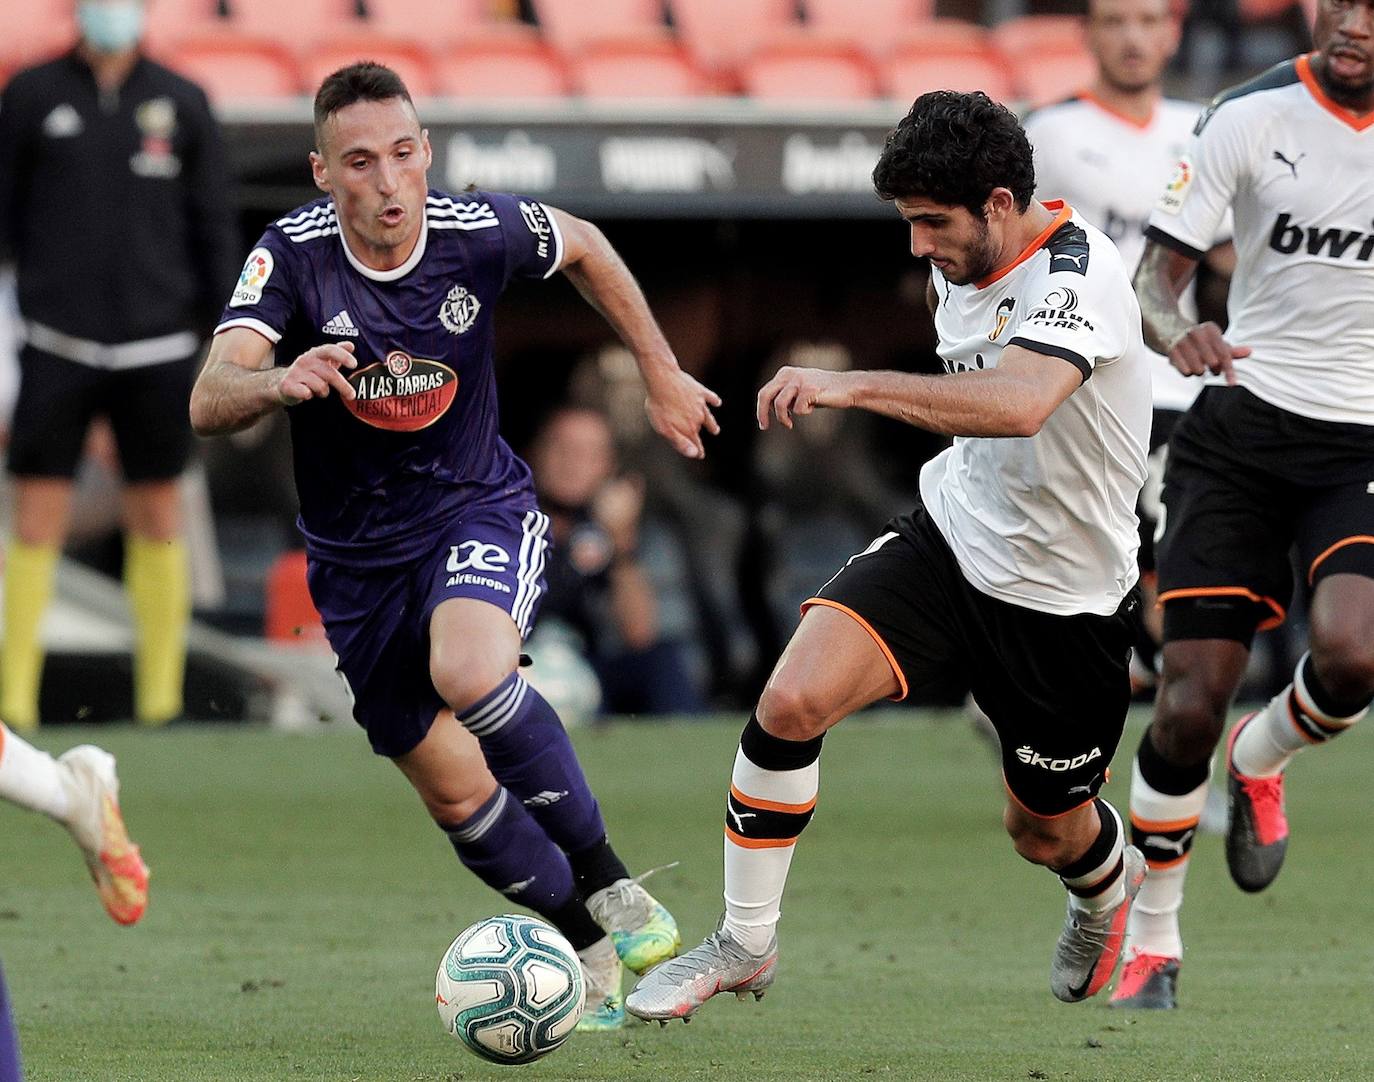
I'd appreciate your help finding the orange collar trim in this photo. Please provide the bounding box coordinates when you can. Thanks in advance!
[1297,53,1374,132]
[975,202,1074,290]
[1080,90,1156,131]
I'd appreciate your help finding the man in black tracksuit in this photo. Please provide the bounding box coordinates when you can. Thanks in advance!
[0,0,239,728]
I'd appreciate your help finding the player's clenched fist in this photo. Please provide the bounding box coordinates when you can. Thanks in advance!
[756,365,853,430]
[1165,322,1251,386]
[277,342,359,405]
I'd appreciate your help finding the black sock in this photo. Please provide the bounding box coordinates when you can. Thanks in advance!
[568,836,631,898]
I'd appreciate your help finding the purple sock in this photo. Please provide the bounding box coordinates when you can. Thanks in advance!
[0,964,22,1082]
[458,674,608,854]
[441,787,603,950]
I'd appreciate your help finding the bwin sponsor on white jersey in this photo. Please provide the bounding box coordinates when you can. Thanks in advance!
[1016,745,1103,772]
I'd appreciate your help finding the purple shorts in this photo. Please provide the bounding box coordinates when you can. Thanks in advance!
[307,504,551,757]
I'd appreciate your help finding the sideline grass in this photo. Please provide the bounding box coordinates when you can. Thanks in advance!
[3,710,1372,1081]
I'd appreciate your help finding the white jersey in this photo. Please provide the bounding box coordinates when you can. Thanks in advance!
[1148,54,1374,426]
[1025,94,1209,411]
[920,203,1152,617]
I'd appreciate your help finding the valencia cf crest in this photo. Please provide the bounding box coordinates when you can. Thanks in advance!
[439,284,480,335]
[990,296,1015,341]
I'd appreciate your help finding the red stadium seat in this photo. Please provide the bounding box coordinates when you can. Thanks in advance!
[989,14,1085,60]
[365,0,498,45]
[302,36,440,98]
[1,0,75,72]
[741,36,878,102]
[880,47,1014,104]
[802,0,936,56]
[169,36,304,103]
[436,29,569,98]
[227,0,364,50]
[143,0,225,52]
[669,0,798,70]
[1010,49,1098,107]
[887,20,991,59]
[570,32,712,98]
[531,0,667,51]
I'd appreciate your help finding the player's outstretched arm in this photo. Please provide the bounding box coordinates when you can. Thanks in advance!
[757,346,1080,438]
[549,208,721,459]
[1133,240,1250,385]
[190,327,357,436]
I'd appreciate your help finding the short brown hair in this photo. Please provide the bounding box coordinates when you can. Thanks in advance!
[313,62,414,149]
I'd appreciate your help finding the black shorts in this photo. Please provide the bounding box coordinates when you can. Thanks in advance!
[1158,386,1374,646]
[807,509,1139,817]
[7,345,196,482]
[1136,407,1183,575]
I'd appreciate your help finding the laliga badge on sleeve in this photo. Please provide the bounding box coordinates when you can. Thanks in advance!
[230,248,274,307]
[1155,156,1194,215]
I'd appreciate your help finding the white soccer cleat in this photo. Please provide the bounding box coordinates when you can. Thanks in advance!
[59,746,149,926]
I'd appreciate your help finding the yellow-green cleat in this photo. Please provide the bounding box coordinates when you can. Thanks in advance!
[586,871,682,975]
[575,937,625,1032]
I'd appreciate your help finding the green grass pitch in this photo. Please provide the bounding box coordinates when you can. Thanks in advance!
[3,709,1373,1081]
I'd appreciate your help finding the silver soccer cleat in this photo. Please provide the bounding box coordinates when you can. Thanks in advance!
[624,918,776,1023]
[1050,845,1146,1003]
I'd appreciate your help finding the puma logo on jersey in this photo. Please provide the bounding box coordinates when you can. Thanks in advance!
[1271,149,1305,178]
[1269,212,1374,261]
[1143,830,1195,857]
[1051,251,1088,271]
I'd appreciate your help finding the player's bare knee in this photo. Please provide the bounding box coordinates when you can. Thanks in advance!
[1152,674,1230,764]
[1004,814,1070,868]
[1308,611,1374,703]
[756,681,831,741]
[430,655,514,716]
[414,777,497,827]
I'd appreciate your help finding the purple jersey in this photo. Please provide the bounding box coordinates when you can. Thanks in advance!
[215,189,563,567]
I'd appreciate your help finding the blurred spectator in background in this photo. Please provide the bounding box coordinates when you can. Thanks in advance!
[527,405,705,717]
[0,0,239,728]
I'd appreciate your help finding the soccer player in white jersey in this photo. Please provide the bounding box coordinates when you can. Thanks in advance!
[0,722,148,925]
[1113,0,1374,1010]
[625,91,1153,1021]
[1024,0,1233,684]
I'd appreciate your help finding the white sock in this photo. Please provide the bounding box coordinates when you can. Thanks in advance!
[721,744,819,956]
[1232,654,1366,778]
[1058,800,1127,914]
[0,722,71,820]
[1125,753,1210,960]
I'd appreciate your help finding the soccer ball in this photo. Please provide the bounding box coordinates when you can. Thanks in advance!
[435,914,586,1064]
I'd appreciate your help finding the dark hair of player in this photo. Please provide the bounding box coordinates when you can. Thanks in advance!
[313,62,415,148]
[872,91,1036,217]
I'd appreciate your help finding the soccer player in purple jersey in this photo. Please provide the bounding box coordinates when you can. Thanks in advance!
[189,63,721,1030]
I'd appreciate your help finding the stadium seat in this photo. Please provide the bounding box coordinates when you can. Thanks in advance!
[168,36,304,102]
[302,36,441,98]
[364,0,499,46]
[227,0,364,50]
[880,47,1014,104]
[143,0,225,52]
[264,551,328,647]
[1,0,75,72]
[1241,0,1301,19]
[887,20,991,59]
[989,14,1085,60]
[669,0,798,71]
[740,36,878,102]
[570,33,712,99]
[802,0,936,56]
[436,29,569,98]
[1010,49,1098,107]
[531,0,667,51]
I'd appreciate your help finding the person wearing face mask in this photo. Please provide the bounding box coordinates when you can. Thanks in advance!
[0,0,239,729]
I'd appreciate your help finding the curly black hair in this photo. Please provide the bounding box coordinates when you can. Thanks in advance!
[872,91,1036,217]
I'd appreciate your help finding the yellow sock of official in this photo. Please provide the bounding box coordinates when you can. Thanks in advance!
[1,540,60,731]
[126,534,189,726]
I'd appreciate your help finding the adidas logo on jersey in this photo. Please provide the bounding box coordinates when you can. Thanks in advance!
[321,310,359,337]
[1269,213,1374,262]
